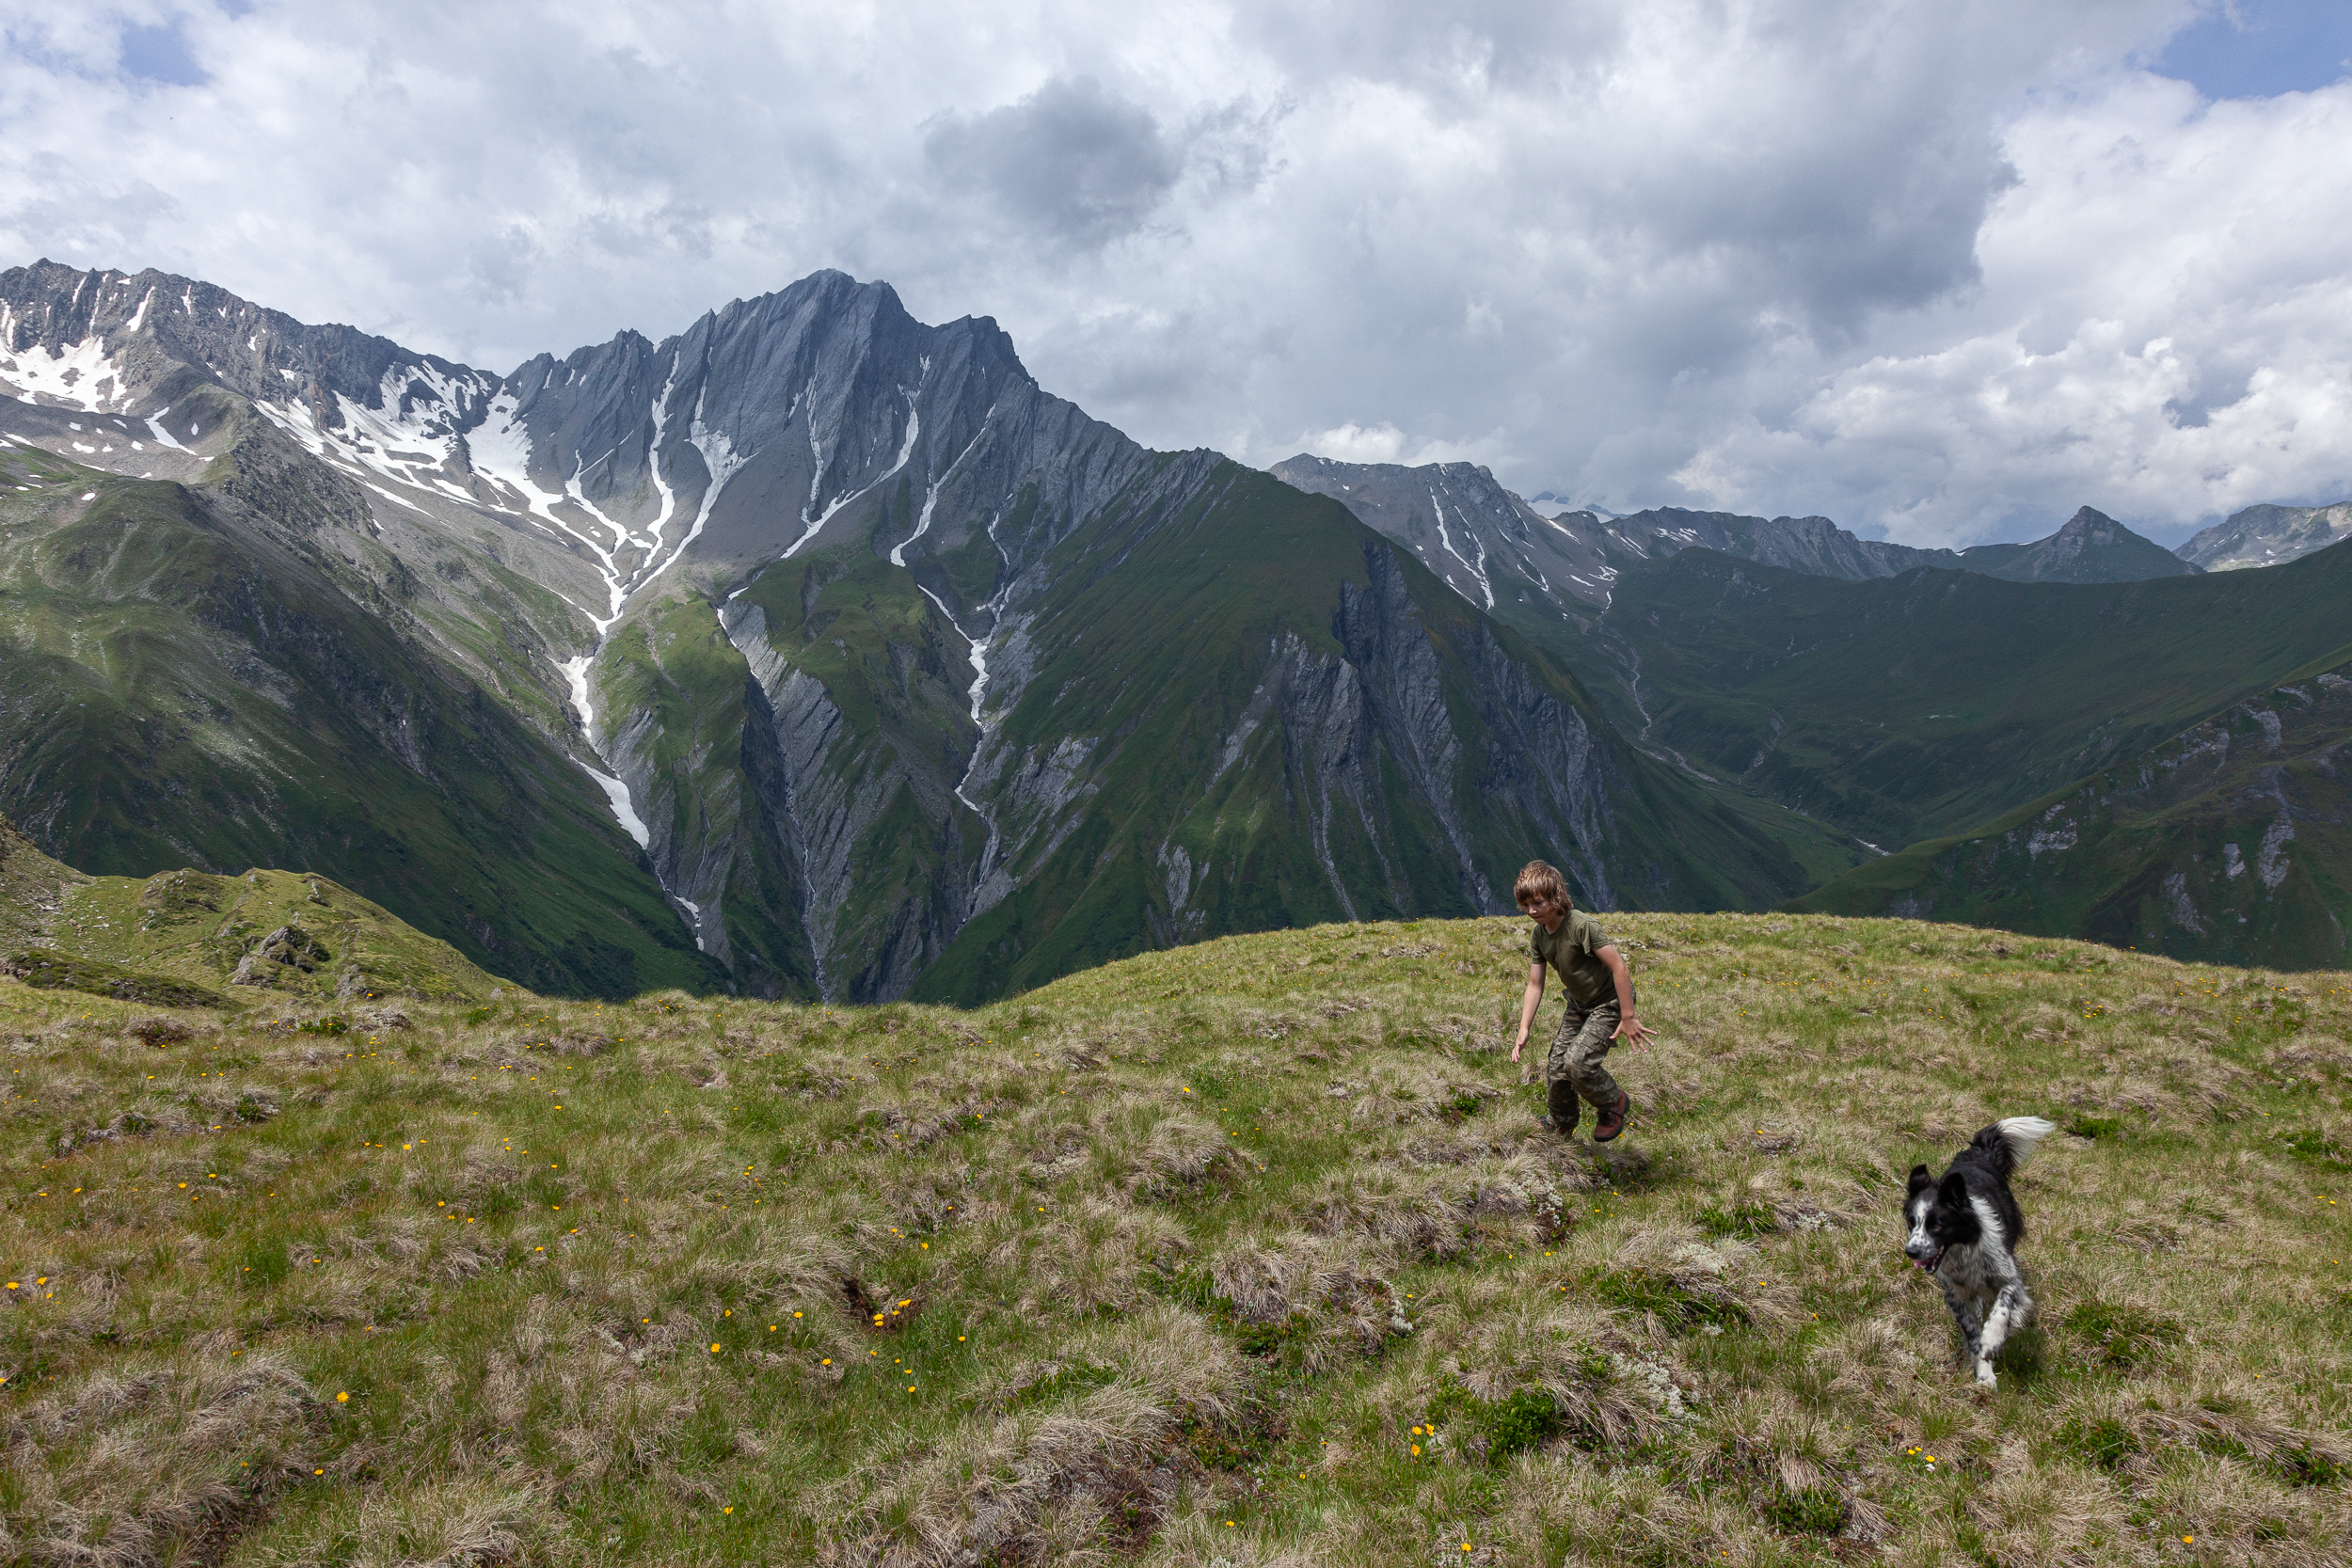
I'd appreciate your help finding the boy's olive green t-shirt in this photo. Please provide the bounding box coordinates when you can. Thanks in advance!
[1531,910,1616,1006]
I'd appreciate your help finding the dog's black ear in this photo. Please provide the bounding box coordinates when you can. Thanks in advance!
[1937,1171,1969,1208]
[1906,1164,1933,1194]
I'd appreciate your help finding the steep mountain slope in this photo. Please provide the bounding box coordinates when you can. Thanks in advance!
[2,261,1826,1004]
[1264,459,1877,887]
[2179,499,2352,573]
[0,271,721,999]
[903,459,1827,1001]
[1593,539,2352,852]
[1954,506,2199,583]
[1794,656,2352,969]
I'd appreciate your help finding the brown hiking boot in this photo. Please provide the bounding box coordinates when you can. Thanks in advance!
[1593,1090,1631,1143]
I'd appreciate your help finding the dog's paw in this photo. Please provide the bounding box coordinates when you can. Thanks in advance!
[1974,1364,1998,1389]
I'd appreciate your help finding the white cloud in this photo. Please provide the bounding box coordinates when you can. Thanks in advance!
[6,0,2344,544]
[1286,420,1502,467]
[1676,71,2352,543]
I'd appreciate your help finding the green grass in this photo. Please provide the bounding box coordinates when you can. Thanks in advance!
[5,911,2347,1564]
[30,865,505,1005]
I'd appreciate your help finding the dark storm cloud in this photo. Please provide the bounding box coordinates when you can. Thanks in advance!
[924,76,1184,251]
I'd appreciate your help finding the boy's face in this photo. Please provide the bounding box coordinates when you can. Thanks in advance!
[1518,890,1569,928]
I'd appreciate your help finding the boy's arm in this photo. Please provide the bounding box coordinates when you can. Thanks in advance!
[1511,961,1546,1062]
[1597,944,1653,1047]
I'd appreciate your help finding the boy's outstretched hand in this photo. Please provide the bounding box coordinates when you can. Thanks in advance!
[1613,1014,1655,1050]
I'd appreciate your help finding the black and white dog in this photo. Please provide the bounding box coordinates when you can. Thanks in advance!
[1904,1116,2058,1388]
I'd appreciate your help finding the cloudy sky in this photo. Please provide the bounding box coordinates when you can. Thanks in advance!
[5,1,2349,546]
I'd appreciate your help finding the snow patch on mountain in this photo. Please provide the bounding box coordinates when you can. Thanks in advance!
[0,329,132,412]
[558,654,650,850]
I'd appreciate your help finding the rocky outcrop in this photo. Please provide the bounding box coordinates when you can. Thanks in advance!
[1274,452,1617,617]
[230,924,329,987]
[1602,507,1958,580]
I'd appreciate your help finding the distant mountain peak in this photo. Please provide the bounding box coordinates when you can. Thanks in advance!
[2178,499,2352,573]
[1957,506,2198,583]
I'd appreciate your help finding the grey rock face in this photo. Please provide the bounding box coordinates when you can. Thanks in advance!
[1602,507,1957,580]
[2177,500,2352,573]
[1955,506,2200,584]
[1272,452,1618,615]
[1336,544,1617,911]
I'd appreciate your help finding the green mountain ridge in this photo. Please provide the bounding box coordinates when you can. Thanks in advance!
[1794,652,2352,967]
[1581,537,2352,852]
[1952,505,2200,583]
[0,811,512,1006]
[8,257,2345,987]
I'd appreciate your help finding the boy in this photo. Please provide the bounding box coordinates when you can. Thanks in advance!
[1510,861,1651,1140]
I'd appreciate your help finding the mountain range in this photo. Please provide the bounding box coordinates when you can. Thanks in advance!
[5,258,2347,988]
[0,261,1847,1002]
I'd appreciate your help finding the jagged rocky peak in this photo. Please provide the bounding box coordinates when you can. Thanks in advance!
[2177,499,2352,573]
[1269,451,1621,612]
[477,268,1155,620]
[1599,505,1959,580]
[0,258,494,433]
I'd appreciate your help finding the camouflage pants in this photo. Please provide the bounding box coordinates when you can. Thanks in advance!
[1543,997,1624,1131]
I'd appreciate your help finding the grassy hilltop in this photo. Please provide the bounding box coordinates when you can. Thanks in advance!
[3,914,2349,1565]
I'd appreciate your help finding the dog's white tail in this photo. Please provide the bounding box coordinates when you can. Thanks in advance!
[1996,1116,2058,1166]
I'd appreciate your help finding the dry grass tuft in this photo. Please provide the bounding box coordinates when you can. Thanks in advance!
[1587,1222,1798,1331]
[1209,1230,1406,1367]
[819,1308,1245,1567]
[3,1352,313,1567]
[1126,1114,1239,1200]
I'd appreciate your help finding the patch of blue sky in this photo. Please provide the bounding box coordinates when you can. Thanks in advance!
[2156,0,2352,100]
[119,19,207,88]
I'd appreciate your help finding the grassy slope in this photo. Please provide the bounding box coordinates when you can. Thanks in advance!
[1592,541,2352,850]
[42,869,508,1005]
[0,816,87,951]
[1794,658,2352,970]
[918,463,1822,1004]
[0,445,717,1001]
[7,916,2347,1566]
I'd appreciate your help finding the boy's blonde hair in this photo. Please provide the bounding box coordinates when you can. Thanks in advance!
[1513,860,1567,910]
